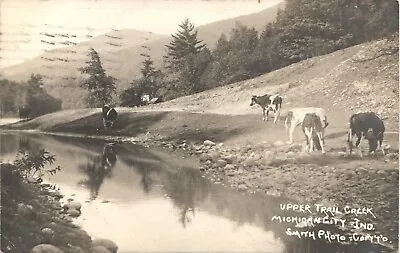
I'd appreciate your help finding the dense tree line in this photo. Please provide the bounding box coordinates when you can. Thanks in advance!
[101,0,399,106]
[203,0,399,87]
[0,74,62,117]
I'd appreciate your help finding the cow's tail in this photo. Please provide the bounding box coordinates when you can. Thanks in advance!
[324,115,329,128]
[285,111,293,130]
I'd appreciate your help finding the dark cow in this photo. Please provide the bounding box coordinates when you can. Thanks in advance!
[18,105,31,120]
[347,112,385,157]
[302,113,326,154]
[250,94,283,123]
[102,105,118,129]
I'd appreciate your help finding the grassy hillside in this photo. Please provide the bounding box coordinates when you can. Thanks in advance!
[138,37,399,130]
[6,36,398,135]
[0,2,283,109]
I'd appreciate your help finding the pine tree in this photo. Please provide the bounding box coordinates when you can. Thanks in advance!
[165,18,206,70]
[78,48,116,107]
[164,18,210,95]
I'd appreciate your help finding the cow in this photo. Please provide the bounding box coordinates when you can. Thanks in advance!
[250,94,283,123]
[347,112,385,157]
[102,105,118,129]
[285,107,329,144]
[302,113,326,154]
[18,105,31,120]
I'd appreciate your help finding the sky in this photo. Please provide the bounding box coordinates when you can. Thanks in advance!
[0,0,282,68]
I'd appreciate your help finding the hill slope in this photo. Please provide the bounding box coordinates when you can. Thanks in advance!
[137,37,399,130]
[0,2,283,109]
[6,36,398,135]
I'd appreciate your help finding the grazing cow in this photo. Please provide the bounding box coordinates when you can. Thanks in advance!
[250,94,283,123]
[347,112,385,157]
[285,107,329,144]
[18,105,31,120]
[302,113,326,154]
[102,105,118,129]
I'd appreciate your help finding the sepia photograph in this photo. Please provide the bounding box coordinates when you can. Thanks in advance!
[0,0,399,252]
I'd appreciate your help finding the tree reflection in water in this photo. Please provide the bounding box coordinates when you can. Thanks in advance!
[78,143,117,200]
[163,168,209,228]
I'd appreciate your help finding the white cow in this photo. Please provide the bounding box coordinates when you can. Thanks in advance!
[285,107,329,144]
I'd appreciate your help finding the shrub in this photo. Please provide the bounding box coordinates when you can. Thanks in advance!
[13,149,61,181]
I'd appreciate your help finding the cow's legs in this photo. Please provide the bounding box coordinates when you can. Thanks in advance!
[304,128,313,153]
[265,110,270,121]
[273,108,280,124]
[317,132,326,154]
[379,134,385,155]
[354,133,363,157]
[102,118,107,129]
[289,123,296,144]
[262,108,266,121]
[308,133,314,153]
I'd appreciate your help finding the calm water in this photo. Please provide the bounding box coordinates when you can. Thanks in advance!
[0,132,392,253]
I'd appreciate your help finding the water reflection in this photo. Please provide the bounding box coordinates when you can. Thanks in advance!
[78,143,117,200]
[0,132,396,253]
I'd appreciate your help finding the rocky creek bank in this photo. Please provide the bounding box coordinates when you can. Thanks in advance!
[153,138,399,250]
[0,163,119,253]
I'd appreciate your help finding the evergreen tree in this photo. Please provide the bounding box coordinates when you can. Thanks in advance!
[164,18,210,95]
[78,48,116,107]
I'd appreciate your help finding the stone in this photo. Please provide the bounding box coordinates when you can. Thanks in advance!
[224,154,236,164]
[91,239,118,253]
[216,159,227,168]
[30,244,64,253]
[41,228,55,235]
[264,151,274,157]
[224,164,235,170]
[199,153,210,162]
[63,201,82,210]
[67,209,81,217]
[273,140,285,147]
[244,157,257,167]
[203,140,216,146]
[209,151,220,162]
[238,184,248,191]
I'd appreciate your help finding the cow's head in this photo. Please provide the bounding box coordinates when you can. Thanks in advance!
[250,95,258,106]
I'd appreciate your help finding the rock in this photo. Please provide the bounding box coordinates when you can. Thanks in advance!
[238,184,248,191]
[203,140,216,146]
[41,228,55,235]
[244,157,257,167]
[224,154,236,164]
[224,164,235,170]
[31,244,64,253]
[51,203,62,210]
[209,151,220,162]
[199,153,210,162]
[67,209,81,217]
[273,140,285,147]
[66,202,82,210]
[216,159,227,168]
[88,246,111,253]
[17,203,33,215]
[91,239,118,253]
[264,151,274,157]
